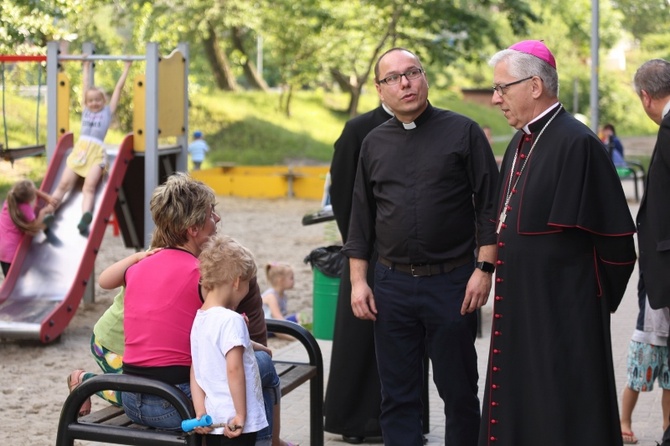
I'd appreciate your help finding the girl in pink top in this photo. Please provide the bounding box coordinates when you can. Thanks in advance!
[0,179,57,277]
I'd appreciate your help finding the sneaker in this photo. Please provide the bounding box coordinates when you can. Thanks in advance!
[77,212,93,235]
[43,213,55,228]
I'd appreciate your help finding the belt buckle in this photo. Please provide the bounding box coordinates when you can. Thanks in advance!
[410,264,427,277]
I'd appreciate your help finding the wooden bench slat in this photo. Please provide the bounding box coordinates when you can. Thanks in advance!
[79,404,126,424]
[277,364,317,395]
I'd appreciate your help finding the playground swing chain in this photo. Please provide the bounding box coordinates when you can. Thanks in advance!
[0,60,44,156]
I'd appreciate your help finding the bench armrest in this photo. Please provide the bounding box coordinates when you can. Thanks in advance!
[266,319,323,369]
[266,319,324,446]
[57,374,196,443]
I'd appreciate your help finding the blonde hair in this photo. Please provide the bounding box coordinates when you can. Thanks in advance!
[148,173,216,248]
[265,262,293,287]
[6,180,39,235]
[199,235,257,292]
[85,87,107,104]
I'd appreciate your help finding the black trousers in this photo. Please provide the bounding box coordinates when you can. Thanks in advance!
[373,261,480,446]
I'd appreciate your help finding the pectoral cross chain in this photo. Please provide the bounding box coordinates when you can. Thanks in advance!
[496,209,507,234]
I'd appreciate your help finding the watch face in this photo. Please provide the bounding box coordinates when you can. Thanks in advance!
[478,261,495,273]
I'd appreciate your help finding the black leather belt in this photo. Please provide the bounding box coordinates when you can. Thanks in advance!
[378,255,471,277]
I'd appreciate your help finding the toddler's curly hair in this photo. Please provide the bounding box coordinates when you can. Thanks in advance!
[199,235,257,292]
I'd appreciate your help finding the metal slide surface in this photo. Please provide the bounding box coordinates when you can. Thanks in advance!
[0,133,134,343]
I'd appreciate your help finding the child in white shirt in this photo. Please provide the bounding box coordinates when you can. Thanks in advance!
[190,235,269,445]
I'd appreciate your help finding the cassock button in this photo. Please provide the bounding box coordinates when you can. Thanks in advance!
[491,401,499,406]
[520,153,526,159]
[506,205,512,211]
[490,436,498,441]
[515,171,521,176]
[512,188,517,194]
[494,330,502,336]
[495,295,503,301]
[496,277,503,283]
[498,242,505,247]
[493,366,500,372]
[492,384,500,389]
[491,419,498,424]
[501,223,507,229]
[496,260,503,265]
[493,348,501,354]
[494,313,502,319]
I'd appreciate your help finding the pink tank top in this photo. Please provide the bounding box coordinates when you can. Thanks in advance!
[123,248,202,367]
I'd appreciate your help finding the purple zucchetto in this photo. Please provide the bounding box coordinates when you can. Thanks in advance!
[509,40,556,69]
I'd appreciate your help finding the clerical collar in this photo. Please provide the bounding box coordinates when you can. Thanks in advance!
[395,102,434,131]
[381,102,394,117]
[522,102,561,134]
[662,100,670,120]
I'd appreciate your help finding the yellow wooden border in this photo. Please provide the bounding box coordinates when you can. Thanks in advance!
[191,165,329,200]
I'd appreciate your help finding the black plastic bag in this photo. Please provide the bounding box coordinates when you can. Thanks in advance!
[304,245,345,278]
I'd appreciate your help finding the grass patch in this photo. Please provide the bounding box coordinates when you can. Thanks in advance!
[0,86,537,201]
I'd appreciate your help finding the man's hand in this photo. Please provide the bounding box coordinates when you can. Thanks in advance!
[351,281,377,321]
[461,269,492,315]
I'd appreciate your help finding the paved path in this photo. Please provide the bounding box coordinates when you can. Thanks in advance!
[274,180,664,445]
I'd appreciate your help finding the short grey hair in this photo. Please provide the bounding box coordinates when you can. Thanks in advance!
[489,49,559,98]
[634,59,670,99]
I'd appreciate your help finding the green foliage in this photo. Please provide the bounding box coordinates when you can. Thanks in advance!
[185,88,512,168]
[611,0,670,40]
[0,0,87,53]
[1,0,667,158]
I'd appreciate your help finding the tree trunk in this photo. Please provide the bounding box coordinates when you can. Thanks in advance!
[347,87,361,117]
[285,85,293,117]
[278,84,293,117]
[331,8,400,117]
[202,22,239,91]
[330,68,353,94]
[231,27,269,91]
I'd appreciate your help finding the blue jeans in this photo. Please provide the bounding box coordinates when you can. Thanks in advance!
[255,350,280,445]
[121,382,192,430]
[121,353,279,438]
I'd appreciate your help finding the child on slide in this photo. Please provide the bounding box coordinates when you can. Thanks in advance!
[43,59,131,236]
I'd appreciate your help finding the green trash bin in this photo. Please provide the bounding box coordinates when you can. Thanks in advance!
[304,246,344,341]
[312,269,340,340]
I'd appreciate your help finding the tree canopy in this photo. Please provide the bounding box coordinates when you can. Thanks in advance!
[1,0,668,128]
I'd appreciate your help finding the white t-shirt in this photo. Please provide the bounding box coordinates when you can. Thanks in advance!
[190,307,268,435]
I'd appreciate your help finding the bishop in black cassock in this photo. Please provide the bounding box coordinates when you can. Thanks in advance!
[480,40,636,446]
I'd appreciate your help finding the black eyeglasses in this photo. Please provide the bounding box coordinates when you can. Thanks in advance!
[378,68,424,86]
[492,76,533,96]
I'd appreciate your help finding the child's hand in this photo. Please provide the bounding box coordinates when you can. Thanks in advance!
[251,341,272,357]
[134,248,162,263]
[224,415,244,438]
[191,413,213,435]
